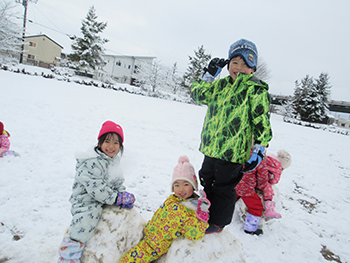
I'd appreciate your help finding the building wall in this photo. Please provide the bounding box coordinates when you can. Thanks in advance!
[23,35,63,67]
[335,118,350,129]
[102,55,155,84]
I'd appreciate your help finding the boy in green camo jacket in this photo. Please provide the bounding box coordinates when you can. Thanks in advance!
[191,39,273,233]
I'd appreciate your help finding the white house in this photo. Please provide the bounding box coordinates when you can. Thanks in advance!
[334,117,350,129]
[100,54,156,85]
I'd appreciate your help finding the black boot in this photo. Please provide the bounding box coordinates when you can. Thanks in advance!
[244,229,263,236]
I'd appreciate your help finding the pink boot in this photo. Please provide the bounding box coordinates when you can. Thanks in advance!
[264,201,281,218]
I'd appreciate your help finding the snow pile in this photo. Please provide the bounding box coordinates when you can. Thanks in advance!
[80,206,146,262]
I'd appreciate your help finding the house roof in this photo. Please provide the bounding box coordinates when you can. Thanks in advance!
[24,34,64,49]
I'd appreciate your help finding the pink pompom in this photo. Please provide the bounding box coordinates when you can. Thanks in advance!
[178,155,190,164]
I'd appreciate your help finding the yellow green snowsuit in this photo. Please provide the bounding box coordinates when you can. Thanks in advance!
[119,194,208,263]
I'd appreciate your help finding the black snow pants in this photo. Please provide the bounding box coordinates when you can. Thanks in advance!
[199,155,243,227]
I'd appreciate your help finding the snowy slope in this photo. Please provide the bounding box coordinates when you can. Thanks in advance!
[0,68,349,263]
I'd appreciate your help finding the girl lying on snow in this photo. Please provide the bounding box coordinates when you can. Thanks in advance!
[119,155,210,263]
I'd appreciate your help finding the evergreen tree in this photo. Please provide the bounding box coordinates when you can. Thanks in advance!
[68,6,108,71]
[315,72,331,111]
[0,1,22,63]
[182,45,211,89]
[292,73,331,123]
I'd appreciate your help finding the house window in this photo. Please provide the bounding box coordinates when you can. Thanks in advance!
[29,42,36,47]
[28,54,35,59]
[128,65,131,69]
[116,61,121,66]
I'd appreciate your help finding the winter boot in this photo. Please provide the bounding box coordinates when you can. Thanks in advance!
[58,237,85,263]
[205,223,224,234]
[244,213,263,236]
[264,201,281,218]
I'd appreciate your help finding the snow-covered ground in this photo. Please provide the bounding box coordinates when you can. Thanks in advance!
[0,66,349,263]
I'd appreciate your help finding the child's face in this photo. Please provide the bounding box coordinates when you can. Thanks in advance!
[228,56,255,81]
[173,180,194,199]
[100,133,121,158]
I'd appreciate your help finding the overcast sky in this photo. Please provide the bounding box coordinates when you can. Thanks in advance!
[13,0,350,101]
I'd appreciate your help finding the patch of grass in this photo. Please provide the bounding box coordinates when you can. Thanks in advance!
[321,245,342,263]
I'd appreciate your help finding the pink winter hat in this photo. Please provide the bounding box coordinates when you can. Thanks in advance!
[0,122,3,134]
[171,155,198,192]
[98,121,124,143]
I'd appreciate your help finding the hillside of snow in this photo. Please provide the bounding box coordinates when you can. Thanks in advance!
[0,66,349,263]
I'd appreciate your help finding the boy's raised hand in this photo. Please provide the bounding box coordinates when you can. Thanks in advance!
[243,144,266,173]
[201,58,229,83]
[205,58,229,77]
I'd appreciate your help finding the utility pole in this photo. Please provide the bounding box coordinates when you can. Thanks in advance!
[19,0,27,63]
[16,0,37,64]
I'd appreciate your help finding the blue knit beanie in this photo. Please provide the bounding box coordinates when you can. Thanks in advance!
[228,39,258,69]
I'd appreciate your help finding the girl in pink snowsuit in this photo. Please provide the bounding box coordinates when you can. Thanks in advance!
[235,149,291,235]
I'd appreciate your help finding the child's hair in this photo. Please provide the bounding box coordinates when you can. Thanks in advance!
[94,121,125,155]
[94,132,124,155]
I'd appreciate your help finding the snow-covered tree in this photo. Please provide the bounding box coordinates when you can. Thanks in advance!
[182,45,211,89]
[68,6,108,72]
[281,98,295,119]
[134,59,164,93]
[315,72,331,108]
[292,74,331,123]
[0,1,22,63]
[164,62,182,94]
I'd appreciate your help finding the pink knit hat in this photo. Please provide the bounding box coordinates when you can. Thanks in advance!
[171,155,198,192]
[98,121,124,143]
[0,122,3,134]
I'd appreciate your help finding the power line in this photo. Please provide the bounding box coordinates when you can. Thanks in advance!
[31,3,67,36]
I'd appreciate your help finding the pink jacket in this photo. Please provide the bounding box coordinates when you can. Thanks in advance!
[0,131,10,157]
[235,155,283,200]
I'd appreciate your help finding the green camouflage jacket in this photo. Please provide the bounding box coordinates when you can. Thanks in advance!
[191,73,273,164]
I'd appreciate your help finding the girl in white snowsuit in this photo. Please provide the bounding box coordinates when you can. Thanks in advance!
[58,121,135,263]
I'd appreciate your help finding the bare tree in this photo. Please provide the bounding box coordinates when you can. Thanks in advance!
[0,1,22,63]
[254,56,272,81]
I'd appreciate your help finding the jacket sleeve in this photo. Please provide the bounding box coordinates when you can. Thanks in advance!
[75,159,120,205]
[249,82,273,146]
[191,78,216,105]
[180,214,208,241]
[256,163,274,200]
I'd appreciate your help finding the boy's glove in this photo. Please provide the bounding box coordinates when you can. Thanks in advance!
[243,144,266,173]
[116,192,135,209]
[205,57,229,77]
[201,58,229,83]
[195,190,211,223]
